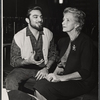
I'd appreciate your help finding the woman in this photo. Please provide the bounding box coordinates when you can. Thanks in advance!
[33,7,97,100]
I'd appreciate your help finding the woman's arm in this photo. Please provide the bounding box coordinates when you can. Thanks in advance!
[46,71,81,82]
[59,72,82,81]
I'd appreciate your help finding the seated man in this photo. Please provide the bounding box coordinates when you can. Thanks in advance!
[5,6,56,92]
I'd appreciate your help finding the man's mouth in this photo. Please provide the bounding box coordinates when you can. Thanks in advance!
[37,22,43,26]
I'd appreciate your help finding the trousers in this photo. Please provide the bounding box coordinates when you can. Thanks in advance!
[5,64,42,90]
[34,79,94,100]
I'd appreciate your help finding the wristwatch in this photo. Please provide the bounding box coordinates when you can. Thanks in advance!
[45,65,49,70]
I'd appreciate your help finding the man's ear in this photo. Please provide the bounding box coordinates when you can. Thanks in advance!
[25,18,29,24]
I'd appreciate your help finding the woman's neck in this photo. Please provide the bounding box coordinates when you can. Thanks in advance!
[68,30,80,41]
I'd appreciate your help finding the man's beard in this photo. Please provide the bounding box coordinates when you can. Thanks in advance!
[30,22,43,31]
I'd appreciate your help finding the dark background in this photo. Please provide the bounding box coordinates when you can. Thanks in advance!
[3,0,98,43]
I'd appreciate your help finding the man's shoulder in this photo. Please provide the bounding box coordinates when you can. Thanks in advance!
[14,27,27,38]
[43,27,53,34]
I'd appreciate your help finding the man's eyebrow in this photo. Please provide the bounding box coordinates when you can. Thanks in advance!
[32,14,43,17]
[32,14,38,16]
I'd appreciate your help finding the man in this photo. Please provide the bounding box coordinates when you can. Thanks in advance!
[5,6,56,91]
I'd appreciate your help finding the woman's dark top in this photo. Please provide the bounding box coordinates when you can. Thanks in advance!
[57,33,98,87]
[34,33,98,100]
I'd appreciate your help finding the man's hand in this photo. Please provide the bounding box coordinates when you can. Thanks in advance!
[46,73,61,82]
[22,58,44,65]
[29,51,44,65]
[22,51,44,65]
[35,67,49,80]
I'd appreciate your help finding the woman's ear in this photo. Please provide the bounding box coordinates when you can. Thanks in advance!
[25,18,29,24]
[75,24,79,29]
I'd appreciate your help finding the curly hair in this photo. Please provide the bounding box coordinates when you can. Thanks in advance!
[27,6,43,18]
[63,7,86,32]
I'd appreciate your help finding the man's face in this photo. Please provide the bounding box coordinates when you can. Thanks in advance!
[28,10,43,31]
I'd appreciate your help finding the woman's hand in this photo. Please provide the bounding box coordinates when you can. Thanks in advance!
[53,66,64,75]
[46,73,61,82]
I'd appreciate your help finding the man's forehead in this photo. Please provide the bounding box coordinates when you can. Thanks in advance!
[30,10,42,16]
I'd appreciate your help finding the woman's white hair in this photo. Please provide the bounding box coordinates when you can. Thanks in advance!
[63,7,86,32]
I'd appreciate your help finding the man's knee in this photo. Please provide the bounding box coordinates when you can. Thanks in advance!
[5,75,19,90]
[8,90,37,100]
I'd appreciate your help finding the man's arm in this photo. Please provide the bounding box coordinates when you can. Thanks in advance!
[10,39,44,67]
[46,38,56,69]
[35,38,57,80]
[10,39,24,67]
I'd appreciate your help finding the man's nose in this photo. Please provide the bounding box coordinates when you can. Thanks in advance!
[38,17,42,21]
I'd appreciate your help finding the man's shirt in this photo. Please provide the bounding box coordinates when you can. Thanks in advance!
[10,27,56,67]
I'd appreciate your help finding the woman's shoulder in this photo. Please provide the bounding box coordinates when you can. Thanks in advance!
[78,33,93,44]
[78,33,93,49]
[80,33,92,41]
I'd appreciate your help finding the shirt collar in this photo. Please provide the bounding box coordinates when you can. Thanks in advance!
[26,26,44,36]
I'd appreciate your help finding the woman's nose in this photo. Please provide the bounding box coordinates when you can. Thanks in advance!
[62,21,64,25]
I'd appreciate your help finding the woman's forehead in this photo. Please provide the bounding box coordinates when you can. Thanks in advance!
[63,12,75,19]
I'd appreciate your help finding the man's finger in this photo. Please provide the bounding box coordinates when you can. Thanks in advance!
[37,74,44,80]
[35,71,41,78]
[36,73,44,80]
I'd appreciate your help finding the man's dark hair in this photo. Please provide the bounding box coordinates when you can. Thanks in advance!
[27,6,43,18]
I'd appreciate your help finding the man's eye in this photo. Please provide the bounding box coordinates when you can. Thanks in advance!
[33,16,38,18]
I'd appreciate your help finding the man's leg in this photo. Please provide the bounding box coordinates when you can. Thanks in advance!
[5,68,38,90]
[8,90,37,100]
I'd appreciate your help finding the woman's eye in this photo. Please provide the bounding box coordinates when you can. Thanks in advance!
[67,19,69,21]
[40,16,43,19]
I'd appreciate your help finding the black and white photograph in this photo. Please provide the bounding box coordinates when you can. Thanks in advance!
[2,0,98,100]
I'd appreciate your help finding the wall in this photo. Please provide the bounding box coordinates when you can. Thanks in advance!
[3,0,98,43]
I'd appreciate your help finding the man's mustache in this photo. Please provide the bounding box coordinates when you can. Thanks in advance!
[37,21,43,25]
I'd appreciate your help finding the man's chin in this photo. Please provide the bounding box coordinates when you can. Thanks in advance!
[38,26,43,31]
[38,28,43,31]
[32,26,43,31]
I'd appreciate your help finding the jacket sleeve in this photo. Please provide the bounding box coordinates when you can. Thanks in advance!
[10,39,24,67]
[78,40,93,80]
[48,38,56,62]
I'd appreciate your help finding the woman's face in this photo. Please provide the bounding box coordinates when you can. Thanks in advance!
[62,12,78,32]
